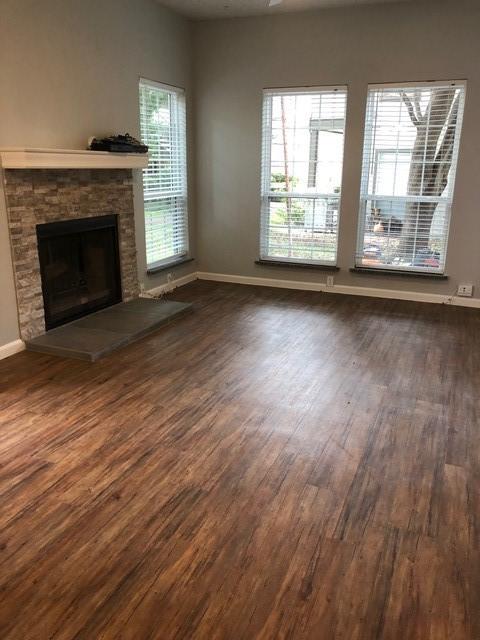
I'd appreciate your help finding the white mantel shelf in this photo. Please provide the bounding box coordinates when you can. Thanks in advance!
[0,148,149,170]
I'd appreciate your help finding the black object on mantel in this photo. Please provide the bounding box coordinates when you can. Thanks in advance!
[88,133,148,154]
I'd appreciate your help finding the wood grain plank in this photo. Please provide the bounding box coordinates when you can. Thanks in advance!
[0,281,478,639]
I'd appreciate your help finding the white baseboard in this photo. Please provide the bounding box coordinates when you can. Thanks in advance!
[0,339,25,360]
[144,271,198,297]
[196,271,480,309]
[137,267,480,309]
[197,270,326,292]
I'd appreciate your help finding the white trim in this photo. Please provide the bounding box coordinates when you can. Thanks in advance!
[196,271,480,308]
[263,85,347,96]
[139,77,185,95]
[0,339,25,360]
[139,79,189,270]
[260,86,347,266]
[143,271,197,297]
[0,148,149,170]
[445,295,480,309]
[198,271,326,292]
[356,81,466,275]
[367,79,467,90]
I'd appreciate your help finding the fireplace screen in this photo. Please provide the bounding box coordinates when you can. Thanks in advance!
[36,215,122,330]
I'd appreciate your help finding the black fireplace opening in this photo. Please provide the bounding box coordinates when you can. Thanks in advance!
[37,214,122,331]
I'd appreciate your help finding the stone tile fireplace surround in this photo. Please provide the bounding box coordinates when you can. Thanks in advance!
[3,169,139,340]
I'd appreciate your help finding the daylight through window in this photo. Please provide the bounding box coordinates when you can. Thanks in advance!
[356,81,466,273]
[139,79,188,269]
[260,87,347,265]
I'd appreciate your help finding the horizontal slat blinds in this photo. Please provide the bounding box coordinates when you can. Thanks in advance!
[260,87,347,265]
[356,81,466,273]
[139,79,188,268]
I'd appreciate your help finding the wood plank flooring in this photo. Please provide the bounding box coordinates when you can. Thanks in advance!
[0,281,479,639]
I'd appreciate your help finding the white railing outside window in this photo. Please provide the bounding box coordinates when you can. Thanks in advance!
[260,86,348,265]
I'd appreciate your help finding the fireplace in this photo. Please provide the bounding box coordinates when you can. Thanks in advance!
[3,168,139,340]
[36,214,122,330]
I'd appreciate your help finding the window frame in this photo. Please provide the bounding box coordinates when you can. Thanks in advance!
[259,85,348,267]
[139,77,189,271]
[355,80,466,276]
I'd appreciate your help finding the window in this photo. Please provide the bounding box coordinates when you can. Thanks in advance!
[356,81,466,274]
[139,79,188,269]
[260,86,348,265]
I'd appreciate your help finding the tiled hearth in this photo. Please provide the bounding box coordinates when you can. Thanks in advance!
[3,169,139,340]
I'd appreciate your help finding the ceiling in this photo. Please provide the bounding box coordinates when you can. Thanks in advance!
[158,0,416,20]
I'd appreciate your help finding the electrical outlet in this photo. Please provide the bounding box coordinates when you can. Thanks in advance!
[457,283,473,297]
[326,275,334,287]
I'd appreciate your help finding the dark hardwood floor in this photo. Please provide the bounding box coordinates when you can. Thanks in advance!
[0,281,479,639]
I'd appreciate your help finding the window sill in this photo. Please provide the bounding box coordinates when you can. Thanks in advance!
[350,267,448,280]
[146,256,194,275]
[256,259,339,271]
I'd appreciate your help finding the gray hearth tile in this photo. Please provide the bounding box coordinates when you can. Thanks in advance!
[25,298,193,362]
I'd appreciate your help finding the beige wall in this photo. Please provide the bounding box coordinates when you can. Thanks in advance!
[193,1,480,298]
[2,0,480,350]
[0,0,195,347]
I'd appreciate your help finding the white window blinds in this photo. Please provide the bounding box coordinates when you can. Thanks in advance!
[356,81,466,273]
[260,87,347,265]
[139,79,188,269]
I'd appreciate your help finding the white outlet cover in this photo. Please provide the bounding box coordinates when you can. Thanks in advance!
[457,283,474,297]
